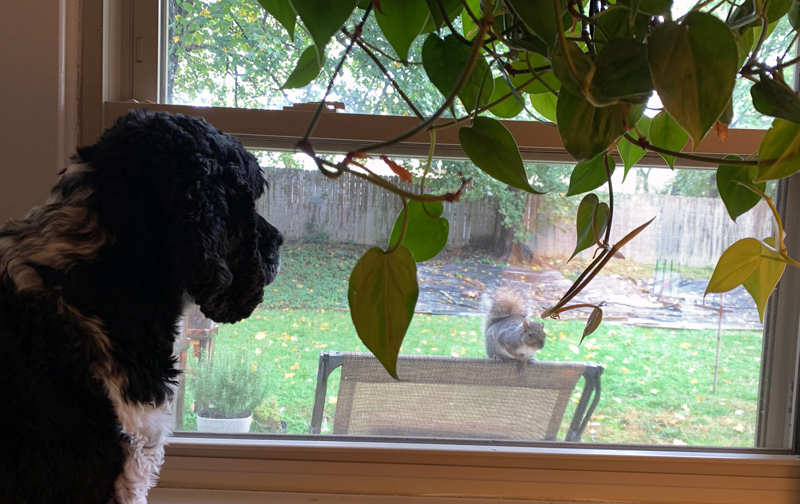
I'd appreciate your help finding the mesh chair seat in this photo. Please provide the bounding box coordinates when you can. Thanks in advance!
[311,352,603,442]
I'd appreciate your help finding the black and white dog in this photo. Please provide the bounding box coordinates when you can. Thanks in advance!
[0,110,283,504]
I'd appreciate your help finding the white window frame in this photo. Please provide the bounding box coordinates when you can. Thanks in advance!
[82,2,800,502]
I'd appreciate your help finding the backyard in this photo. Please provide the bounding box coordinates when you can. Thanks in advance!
[178,242,763,447]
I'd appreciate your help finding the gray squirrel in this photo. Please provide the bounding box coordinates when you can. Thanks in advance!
[483,285,546,365]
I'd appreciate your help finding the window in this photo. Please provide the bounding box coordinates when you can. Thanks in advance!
[85,0,800,501]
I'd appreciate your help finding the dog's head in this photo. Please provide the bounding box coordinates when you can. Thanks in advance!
[73,110,282,323]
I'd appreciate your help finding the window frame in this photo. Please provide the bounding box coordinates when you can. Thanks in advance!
[82,1,800,501]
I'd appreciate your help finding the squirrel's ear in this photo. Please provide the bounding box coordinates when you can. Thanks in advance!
[523,319,529,330]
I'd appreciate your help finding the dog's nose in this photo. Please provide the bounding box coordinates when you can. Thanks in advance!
[275,231,284,247]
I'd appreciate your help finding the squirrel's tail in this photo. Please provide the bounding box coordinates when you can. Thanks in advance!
[484,284,528,324]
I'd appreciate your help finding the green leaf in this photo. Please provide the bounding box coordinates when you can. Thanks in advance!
[649,111,688,169]
[488,77,525,118]
[618,0,672,16]
[508,56,562,95]
[571,194,610,260]
[743,237,786,323]
[424,0,463,29]
[751,77,800,124]
[506,0,567,52]
[756,118,800,181]
[595,6,649,41]
[591,39,653,104]
[460,0,481,39]
[258,0,297,40]
[388,201,449,262]
[790,0,800,29]
[422,33,493,113]
[459,117,544,194]
[716,155,766,222]
[530,93,558,123]
[556,89,629,162]
[647,12,738,148]
[348,246,419,378]
[567,155,616,196]
[280,45,323,89]
[551,40,595,97]
[705,238,763,296]
[376,0,431,63]
[767,0,794,22]
[618,116,652,181]
[292,0,359,52]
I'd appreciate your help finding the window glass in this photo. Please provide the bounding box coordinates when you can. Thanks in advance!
[166,0,794,128]
[171,153,772,447]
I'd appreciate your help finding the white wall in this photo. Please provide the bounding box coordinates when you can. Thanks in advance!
[0,0,77,222]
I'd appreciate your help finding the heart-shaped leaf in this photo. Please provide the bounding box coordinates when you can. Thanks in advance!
[647,12,738,148]
[571,194,610,260]
[756,118,800,182]
[292,0,359,52]
[530,92,558,123]
[751,76,800,124]
[743,237,786,323]
[459,117,545,194]
[489,77,525,119]
[460,0,480,39]
[618,116,652,181]
[388,201,449,262]
[649,111,689,169]
[595,6,649,41]
[376,0,431,62]
[551,41,595,97]
[258,0,297,40]
[716,155,766,222]
[705,238,764,296]
[349,246,419,378]
[281,45,323,89]
[422,33,493,112]
[506,0,567,52]
[567,155,616,196]
[591,39,653,104]
[557,90,629,162]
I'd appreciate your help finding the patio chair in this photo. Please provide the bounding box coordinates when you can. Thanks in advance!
[310,352,603,442]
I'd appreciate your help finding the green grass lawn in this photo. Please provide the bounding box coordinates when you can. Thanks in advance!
[180,308,761,447]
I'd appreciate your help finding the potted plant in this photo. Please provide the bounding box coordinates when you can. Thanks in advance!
[192,350,267,433]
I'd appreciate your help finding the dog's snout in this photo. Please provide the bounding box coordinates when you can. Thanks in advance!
[275,230,284,247]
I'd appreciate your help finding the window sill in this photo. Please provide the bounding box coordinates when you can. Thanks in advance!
[159,437,800,504]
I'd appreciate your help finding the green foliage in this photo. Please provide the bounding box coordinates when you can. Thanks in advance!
[567,156,616,196]
[193,349,268,417]
[716,156,765,221]
[572,193,609,260]
[175,0,800,371]
[388,200,449,262]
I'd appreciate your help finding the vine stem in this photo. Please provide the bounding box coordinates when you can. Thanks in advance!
[420,129,439,219]
[301,4,373,144]
[745,0,771,69]
[352,8,492,153]
[603,154,613,245]
[622,133,759,166]
[386,196,409,253]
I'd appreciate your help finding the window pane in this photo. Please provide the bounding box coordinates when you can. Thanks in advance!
[171,154,773,447]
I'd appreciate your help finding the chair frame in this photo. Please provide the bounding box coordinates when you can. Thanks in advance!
[310,351,603,442]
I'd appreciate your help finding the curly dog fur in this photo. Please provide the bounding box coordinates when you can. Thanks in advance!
[0,110,283,504]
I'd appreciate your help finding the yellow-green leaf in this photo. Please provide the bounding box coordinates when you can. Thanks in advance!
[388,201,449,262]
[705,238,764,296]
[742,237,786,323]
[530,92,558,123]
[755,118,800,182]
[348,246,419,378]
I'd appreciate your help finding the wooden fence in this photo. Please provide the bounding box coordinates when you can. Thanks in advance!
[258,167,773,268]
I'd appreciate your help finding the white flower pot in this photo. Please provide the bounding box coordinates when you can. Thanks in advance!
[196,411,253,433]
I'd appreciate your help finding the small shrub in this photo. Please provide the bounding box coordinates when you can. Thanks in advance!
[192,350,268,419]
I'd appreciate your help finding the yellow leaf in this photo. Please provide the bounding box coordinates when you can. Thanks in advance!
[705,238,763,296]
[742,237,786,323]
[173,36,179,43]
